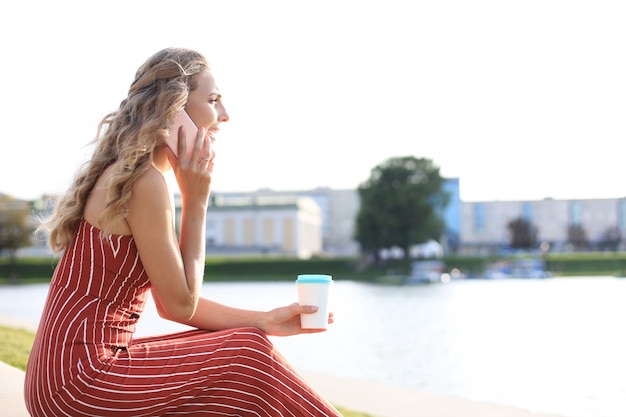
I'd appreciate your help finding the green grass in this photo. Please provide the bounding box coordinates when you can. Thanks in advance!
[0,325,374,417]
[335,407,375,417]
[0,325,35,370]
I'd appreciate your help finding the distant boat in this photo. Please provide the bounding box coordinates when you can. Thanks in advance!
[405,260,450,284]
[484,258,552,279]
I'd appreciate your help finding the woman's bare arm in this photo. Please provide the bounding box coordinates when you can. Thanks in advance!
[126,167,206,322]
[152,290,330,336]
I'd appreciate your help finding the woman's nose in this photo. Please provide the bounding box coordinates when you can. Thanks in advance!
[219,103,229,122]
[217,101,230,122]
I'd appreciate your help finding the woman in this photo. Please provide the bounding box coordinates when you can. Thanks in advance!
[24,47,341,417]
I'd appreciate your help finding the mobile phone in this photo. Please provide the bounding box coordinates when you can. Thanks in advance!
[165,110,198,158]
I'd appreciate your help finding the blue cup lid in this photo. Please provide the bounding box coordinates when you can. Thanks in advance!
[296,274,333,284]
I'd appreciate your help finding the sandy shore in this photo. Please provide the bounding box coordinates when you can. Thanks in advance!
[0,315,566,417]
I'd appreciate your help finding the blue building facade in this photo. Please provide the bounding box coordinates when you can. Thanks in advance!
[441,178,461,252]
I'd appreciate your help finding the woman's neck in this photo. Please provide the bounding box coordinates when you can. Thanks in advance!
[151,146,174,175]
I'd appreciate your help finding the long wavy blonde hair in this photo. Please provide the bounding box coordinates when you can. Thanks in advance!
[40,47,210,253]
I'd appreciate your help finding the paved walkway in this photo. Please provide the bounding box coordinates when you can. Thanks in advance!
[301,370,565,417]
[0,316,566,417]
[0,361,29,417]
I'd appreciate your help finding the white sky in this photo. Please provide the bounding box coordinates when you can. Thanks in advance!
[1,0,625,202]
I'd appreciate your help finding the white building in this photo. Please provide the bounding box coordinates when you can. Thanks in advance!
[182,195,323,259]
[213,188,360,256]
[461,198,626,253]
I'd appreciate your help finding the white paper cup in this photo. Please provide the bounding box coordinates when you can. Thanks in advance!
[296,274,333,329]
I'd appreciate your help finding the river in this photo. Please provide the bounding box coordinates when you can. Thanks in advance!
[1,277,624,417]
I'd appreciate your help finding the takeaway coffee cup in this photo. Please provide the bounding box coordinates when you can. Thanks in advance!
[296,274,333,329]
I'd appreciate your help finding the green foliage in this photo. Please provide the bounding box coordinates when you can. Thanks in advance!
[5,253,626,284]
[567,224,588,250]
[443,252,626,277]
[599,226,621,251]
[0,257,58,282]
[0,196,34,260]
[543,252,626,276]
[0,256,371,282]
[203,257,360,281]
[355,156,449,260]
[507,217,538,250]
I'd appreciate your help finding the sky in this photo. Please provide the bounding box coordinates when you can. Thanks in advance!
[1,0,625,202]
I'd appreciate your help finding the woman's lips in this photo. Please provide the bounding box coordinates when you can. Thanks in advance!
[206,127,220,141]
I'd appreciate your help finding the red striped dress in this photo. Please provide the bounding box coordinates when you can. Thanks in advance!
[24,219,341,416]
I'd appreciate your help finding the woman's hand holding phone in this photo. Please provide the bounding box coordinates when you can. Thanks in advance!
[165,110,199,159]
[166,109,215,167]
[167,110,215,204]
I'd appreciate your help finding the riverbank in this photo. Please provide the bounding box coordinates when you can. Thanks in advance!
[4,252,626,284]
[0,315,567,417]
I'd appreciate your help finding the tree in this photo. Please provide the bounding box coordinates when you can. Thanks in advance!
[0,195,34,272]
[599,226,621,251]
[566,224,588,251]
[355,156,449,261]
[507,217,538,250]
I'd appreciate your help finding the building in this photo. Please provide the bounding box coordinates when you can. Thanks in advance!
[442,178,461,252]
[189,195,323,259]
[15,180,625,258]
[213,188,361,256]
[212,178,462,257]
[212,184,626,256]
[461,197,626,254]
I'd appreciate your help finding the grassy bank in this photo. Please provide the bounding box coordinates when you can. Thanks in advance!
[0,256,378,284]
[0,325,373,417]
[0,326,35,370]
[4,252,626,284]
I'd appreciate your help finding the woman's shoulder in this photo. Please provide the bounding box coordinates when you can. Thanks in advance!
[125,165,177,241]
[132,165,171,200]
[127,165,174,218]
[84,164,172,235]
[133,166,167,192]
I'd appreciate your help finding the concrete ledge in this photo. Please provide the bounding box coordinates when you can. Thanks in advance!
[0,361,29,417]
[300,370,565,417]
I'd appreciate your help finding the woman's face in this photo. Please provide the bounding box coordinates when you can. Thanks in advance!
[184,70,229,140]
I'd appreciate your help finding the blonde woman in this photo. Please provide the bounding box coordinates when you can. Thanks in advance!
[24,47,340,417]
